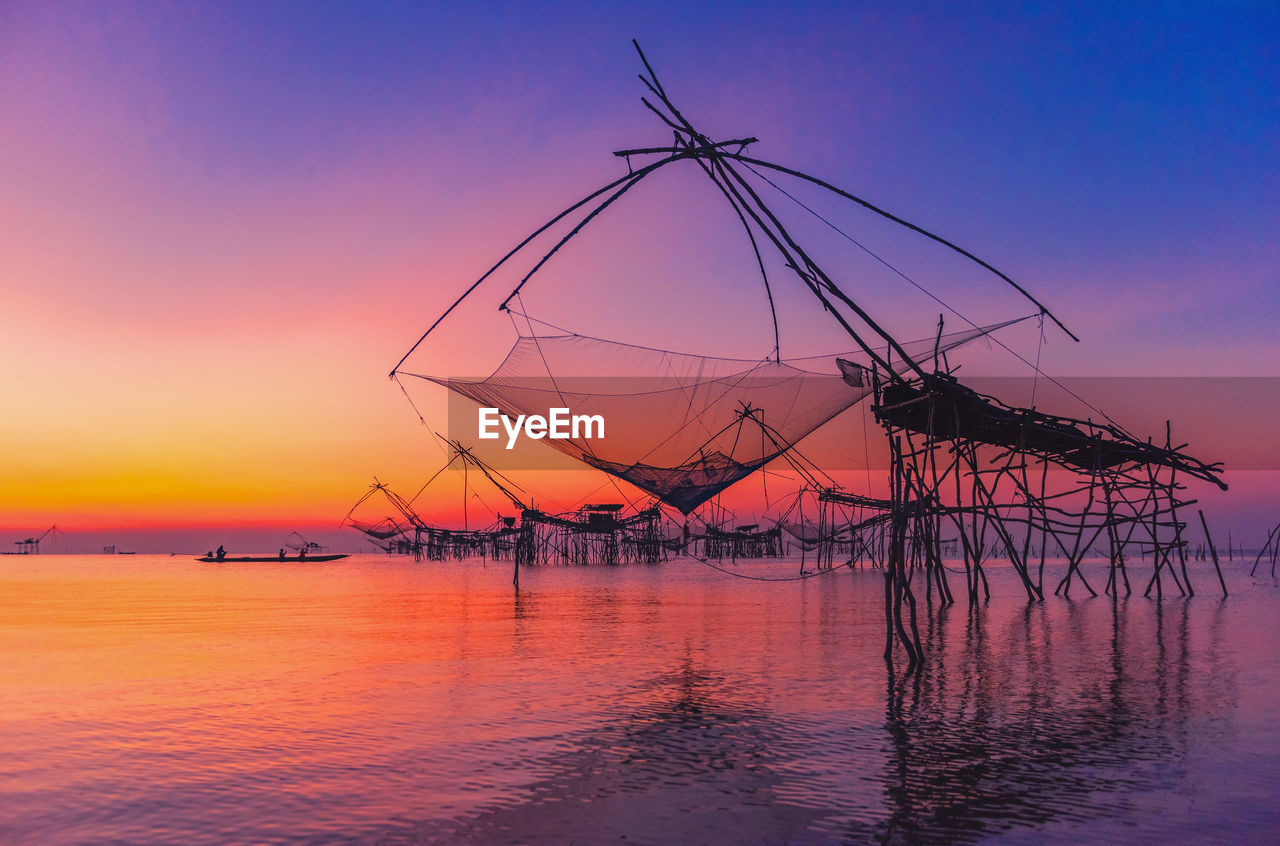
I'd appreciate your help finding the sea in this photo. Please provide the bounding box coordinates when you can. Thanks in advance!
[2,553,1278,844]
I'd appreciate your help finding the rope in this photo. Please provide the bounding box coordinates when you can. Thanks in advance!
[1030,313,1045,409]
[518,294,641,512]
[392,373,451,462]
[504,305,853,367]
[683,551,857,582]
[406,454,461,507]
[745,162,1136,438]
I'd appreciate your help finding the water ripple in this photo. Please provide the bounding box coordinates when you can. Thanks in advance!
[1,555,1277,843]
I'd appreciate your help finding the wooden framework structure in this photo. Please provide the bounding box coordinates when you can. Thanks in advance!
[513,503,671,568]
[866,368,1227,667]
[693,523,783,560]
[11,525,59,555]
[345,469,672,572]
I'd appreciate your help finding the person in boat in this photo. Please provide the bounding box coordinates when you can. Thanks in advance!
[279,548,286,560]
[298,547,307,559]
[215,545,226,562]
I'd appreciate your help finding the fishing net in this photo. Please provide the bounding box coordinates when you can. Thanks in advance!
[348,518,408,540]
[402,319,1017,513]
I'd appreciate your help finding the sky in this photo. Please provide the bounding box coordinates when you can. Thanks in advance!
[1,1,1277,552]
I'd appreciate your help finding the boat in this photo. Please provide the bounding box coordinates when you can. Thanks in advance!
[196,554,349,563]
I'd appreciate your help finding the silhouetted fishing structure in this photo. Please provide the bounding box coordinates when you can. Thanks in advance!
[345,477,511,561]
[9,525,61,555]
[385,42,1230,669]
[285,531,331,556]
[774,487,902,571]
[344,444,676,578]
[694,523,783,560]
[871,370,1226,666]
[514,503,673,568]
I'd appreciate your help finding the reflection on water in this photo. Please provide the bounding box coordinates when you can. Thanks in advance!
[1,556,1277,844]
[396,650,824,845]
[871,599,1234,844]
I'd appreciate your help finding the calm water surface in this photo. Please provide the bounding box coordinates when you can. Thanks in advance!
[2,554,1278,844]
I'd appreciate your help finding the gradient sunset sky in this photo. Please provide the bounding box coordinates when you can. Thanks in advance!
[2,2,1276,551]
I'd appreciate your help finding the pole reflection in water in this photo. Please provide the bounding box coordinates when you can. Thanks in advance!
[866,596,1233,844]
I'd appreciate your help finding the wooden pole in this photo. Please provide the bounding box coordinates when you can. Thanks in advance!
[1198,510,1227,598]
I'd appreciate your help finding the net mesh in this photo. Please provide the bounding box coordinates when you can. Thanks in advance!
[404,320,1015,513]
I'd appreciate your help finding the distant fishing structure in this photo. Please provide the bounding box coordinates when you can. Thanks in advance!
[8,525,62,555]
[377,42,1229,668]
[284,531,332,557]
[344,444,676,582]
